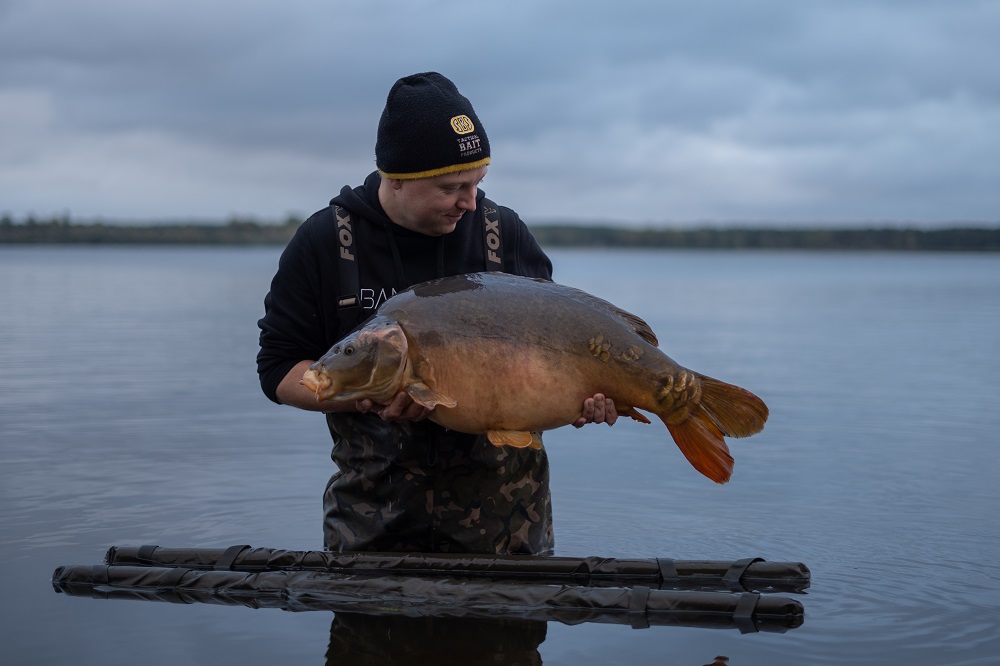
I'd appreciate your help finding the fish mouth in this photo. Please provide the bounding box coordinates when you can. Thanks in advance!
[301,369,333,400]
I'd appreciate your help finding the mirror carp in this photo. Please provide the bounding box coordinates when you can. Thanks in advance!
[302,272,768,483]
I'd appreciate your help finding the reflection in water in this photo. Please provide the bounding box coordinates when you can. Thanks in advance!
[51,565,791,664]
[326,613,546,666]
[52,562,805,631]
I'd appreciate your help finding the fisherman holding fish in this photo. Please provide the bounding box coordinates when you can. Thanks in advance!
[258,72,617,555]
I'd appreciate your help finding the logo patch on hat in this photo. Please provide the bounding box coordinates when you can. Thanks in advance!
[450,115,475,135]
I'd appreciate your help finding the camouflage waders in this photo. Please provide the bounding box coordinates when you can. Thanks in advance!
[323,412,554,555]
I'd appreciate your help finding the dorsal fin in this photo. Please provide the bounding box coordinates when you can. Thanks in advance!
[559,285,659,346]
[612,308,658,346]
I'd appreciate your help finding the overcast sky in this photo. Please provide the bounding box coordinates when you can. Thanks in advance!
[1,0,997,226]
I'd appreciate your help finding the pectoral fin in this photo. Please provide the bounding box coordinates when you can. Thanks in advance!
[487,430,543,449]
[404,381,457,410]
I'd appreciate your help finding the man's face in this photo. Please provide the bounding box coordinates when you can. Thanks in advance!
[386,166,488,236]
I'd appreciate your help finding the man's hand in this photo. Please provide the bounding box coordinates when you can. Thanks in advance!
[573,393,618,428]
[357,391,432,423]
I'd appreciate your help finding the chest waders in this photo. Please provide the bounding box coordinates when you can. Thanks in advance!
[322,201,555,555]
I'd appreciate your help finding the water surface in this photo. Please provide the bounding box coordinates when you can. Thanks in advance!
[1,246,998,664]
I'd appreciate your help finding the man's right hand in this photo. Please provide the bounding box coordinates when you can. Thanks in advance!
[357,391,432,422]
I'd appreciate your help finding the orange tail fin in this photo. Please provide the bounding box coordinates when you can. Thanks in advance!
[662,374,769,484]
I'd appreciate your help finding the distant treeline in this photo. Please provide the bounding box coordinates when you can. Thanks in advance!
[529,225,1000,251]
[0,215,299,245]
[2,215,999,251]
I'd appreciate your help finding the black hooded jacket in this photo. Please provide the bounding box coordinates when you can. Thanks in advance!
[257,172,556,554]
[256,171,553,403]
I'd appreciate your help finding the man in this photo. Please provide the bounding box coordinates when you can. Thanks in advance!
[258,72,616,555]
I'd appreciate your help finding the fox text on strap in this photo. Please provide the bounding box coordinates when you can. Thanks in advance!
[481,198,503,270]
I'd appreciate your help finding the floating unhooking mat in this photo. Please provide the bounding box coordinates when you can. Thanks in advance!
[52,545,808,633]
[102,545,810,592]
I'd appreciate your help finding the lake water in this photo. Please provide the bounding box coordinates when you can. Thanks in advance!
[1,245,998,665]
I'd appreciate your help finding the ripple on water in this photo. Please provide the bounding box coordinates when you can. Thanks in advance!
[769,550,1000,665]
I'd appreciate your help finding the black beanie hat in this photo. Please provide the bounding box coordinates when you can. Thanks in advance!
[376,72,490,180]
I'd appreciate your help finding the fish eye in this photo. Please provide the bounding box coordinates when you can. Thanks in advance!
[344,345,354,356]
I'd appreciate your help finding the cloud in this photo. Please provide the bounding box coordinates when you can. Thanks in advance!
[0,89,357,220]
[1,0,998,224]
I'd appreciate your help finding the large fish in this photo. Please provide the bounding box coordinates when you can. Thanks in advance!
[302,272,768,483]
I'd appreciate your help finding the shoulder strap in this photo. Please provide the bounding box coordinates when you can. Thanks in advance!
[481,197,504,271]
[338,201,502,314]
[334,206,361,308]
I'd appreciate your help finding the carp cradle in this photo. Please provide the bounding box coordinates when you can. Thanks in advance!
[52,545,808,633]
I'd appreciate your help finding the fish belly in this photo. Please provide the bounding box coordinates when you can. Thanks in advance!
[417,336,655,435]
[419,341,594,434]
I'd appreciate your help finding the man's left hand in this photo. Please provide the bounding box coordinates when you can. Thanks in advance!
[573,393,618,428]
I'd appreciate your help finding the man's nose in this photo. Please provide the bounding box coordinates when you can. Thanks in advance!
[458,187,477,211]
